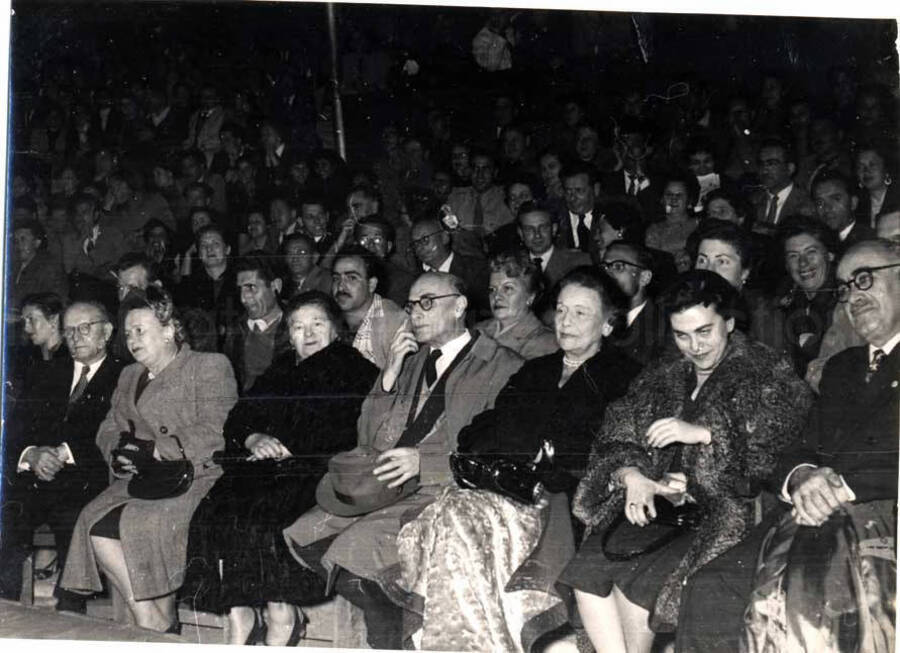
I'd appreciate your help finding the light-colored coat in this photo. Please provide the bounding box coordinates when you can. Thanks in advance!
[60,347,237,600]
[283,332,523,580]
[475,311,559,360]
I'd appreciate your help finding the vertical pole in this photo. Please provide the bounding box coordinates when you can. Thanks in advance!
[326,3,346,160]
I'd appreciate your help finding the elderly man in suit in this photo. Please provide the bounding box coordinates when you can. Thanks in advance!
[677,238,900,652]
[283,271,523,649]
[0,300,123,612]
[332,245,408,370]
[409,217,491,322]
[751,138,816,234]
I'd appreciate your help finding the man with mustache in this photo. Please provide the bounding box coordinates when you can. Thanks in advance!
[677,238,900,651]
[332,245,407,370]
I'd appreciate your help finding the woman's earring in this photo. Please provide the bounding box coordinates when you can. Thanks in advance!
[886,174,892,186]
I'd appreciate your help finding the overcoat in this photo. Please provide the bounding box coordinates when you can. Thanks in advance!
[283,332,523,580]
[60,346,237,601]
[572,331,812,629]
[475,311,559,360]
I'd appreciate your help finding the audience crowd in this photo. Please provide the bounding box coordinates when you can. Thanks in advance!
[2,5,898,652]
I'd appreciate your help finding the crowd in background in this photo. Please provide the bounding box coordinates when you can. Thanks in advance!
[2,4,898,652]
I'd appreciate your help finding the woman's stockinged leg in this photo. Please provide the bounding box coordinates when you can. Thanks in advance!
[611,585,655,653]
[265,601,302,646]
[90,536,169,631]
[575,589,628,653]
[227,605,256,645]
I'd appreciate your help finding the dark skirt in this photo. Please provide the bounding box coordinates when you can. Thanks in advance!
[558,522,696,623]
[180,459,326,613]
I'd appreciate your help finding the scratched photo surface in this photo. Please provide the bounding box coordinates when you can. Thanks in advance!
[1,2,898,652]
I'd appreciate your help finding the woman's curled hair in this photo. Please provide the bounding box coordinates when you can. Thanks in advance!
[120,285,188,345]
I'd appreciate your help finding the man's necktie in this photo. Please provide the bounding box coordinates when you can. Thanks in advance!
[627,174,636,196]
[69,365,90,404]
[473,193,484,229]
[577,214,591,253]
[533,257,544,272]
[765,194,778,225]
[866,349,886,383]
[424,349,442,387]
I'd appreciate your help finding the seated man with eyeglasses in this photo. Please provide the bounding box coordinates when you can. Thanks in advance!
[283,271,523,650]
[676,238,900,652]
[355,219,416,307]
[408,216,491,322]
[599,241,668,367]
[0,300,124,612]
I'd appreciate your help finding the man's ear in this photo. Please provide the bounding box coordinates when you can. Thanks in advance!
[151,279,163,289]
[788,162,796,177]
[101,322,114,343]
[368,276,378,294]
[851,195,859,212]
[455,294,468,318]
[593,181,602,198]
[271,278,283,295]
[638,269,653,289]
[551,223,559,239]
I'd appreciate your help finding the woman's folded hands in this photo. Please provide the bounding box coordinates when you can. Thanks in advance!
[244,433,292,461]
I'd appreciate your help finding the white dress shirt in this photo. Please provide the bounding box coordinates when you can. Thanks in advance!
[567,210,594,249]
[427,330,473,386]
[423,252,454,274]
[533,246,554,272]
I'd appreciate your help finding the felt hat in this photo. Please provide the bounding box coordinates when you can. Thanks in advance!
[315,446,419,517]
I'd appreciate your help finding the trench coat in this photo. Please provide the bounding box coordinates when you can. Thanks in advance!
[60,346,238,601]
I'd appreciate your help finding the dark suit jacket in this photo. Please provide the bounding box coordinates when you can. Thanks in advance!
[839,220,877,253]
[751,185,816,233]
[448,253,491,321]
[855,183,900,228]
[776,345,898,502]
[554,204,604,252]
[599,171,664,224]
[543,246,592,288]
[10,251,68,309]
[63,225,127,279]
[610,298,669,368]
[5,355,124,493]
[222,312,293,394]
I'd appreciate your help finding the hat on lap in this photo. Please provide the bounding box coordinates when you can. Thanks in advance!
[316,446,420,517]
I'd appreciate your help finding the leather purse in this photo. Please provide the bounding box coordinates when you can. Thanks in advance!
[601,496,702,561]
[449,440,555,505]
[115,420,194,501]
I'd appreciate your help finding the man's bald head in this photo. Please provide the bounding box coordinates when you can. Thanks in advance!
[876,211,900,243]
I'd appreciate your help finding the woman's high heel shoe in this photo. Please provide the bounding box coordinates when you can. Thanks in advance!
[285,606,306,647]
[244,608,267,646]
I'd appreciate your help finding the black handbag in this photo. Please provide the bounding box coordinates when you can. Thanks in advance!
[115,420,194,500]
[449,440,555,505]
[601,496,702,562]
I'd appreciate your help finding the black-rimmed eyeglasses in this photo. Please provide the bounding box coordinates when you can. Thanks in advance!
[835,263,900,302]
[403,294,461,314]
[599,260,646,274]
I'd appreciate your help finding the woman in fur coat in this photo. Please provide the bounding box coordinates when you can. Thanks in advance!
[558,271,813,653]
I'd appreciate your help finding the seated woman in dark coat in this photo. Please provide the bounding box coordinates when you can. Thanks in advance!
[182,291,378,645]
[558,271,812,653]
[773,216,840,376]
[392,268,641,652]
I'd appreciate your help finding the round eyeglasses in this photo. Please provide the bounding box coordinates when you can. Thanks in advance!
[835,263,900,302]
[403,294,461,314]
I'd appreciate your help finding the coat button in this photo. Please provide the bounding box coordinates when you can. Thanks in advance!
[160,426,168,434]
